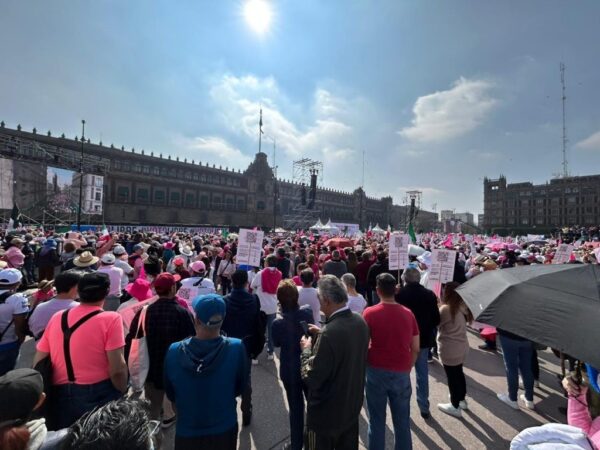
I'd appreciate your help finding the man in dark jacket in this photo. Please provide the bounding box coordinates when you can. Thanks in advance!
[127,273,195,427]
[276,248,292,279]
[367,251,394,305]
[322,250,348,279]
[395,267,441,419]
[221,269,263,427]
[300,275,369,449]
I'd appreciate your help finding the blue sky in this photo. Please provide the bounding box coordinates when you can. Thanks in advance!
[2,0,600,218]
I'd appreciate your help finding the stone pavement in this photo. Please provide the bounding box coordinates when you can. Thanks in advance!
[18,331,568,449]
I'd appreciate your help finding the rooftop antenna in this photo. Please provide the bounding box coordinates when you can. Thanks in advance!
[560,62,569,178]
[258,107,264,154]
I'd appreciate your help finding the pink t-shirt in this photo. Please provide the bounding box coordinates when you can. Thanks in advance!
[37,305,125,385]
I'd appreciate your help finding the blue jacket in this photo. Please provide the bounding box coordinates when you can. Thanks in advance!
[272,307,314,383]
[221,288,262,357]
[164,336,249,438]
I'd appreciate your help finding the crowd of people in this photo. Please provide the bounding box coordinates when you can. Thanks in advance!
[0,226,599,449]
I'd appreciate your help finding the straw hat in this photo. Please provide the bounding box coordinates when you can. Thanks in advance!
[37,279,54,291]
[180,245,193,257]
[73,251,99,268]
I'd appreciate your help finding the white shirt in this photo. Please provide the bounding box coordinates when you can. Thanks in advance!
[298,286,321,324]
[177,276,216,307]
[347,293,367,314]
[217,259,236,278]
[28,297,79,339]
[97,265,124,297]
[250,269,278,315]
[114,258,134,290]
[0,290,29,344]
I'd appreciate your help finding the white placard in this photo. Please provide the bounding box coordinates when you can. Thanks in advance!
[389,232,410,270]
[429,249,457,284]
[552,244,574,264]
[236,228,265,267]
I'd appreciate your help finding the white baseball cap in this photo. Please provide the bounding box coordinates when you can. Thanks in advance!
[0,268,23,285]
[101,253,116,265]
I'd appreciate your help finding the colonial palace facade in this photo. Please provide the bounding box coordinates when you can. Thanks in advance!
[0,123,437,230]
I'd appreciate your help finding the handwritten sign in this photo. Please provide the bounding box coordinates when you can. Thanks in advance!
[236,228,265,267]
[389,232,410,270]
[553,244,574,264]
[429,249,457,284]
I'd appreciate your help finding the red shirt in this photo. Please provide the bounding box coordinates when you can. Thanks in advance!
[362,302,419,373]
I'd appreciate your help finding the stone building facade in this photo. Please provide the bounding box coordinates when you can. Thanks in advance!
[483,175,600,234]
[0,123,437,230]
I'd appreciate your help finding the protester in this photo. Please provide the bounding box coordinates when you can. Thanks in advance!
[129,244,145,279]
[363,273,420,449]
[0,268,29,376]
[164,294,249,450]
[3,237,25,270]
[341,273,367,314]
[272,280,314,450]
[395,267,439,419]
[28,271,81,340]
[36,239,60,281]
[72,251,99,273]
[33,272,127,429]
[561,368,600,448]
[436,282,474,418]
[216,250,236,295]
[497,327,536,410]
[0,368,68,450]
[126,272,195,427]
[250,254,282,361]
[97,253,124,311]
[276,247,293,279]
[221,269,264,427]
[177,260,216,307]
[61,398,157,450]
[367,252,391,305]
[298,268,321,325]
[301,275,369,449]
[112,245,134,292]
[322,250,348,279]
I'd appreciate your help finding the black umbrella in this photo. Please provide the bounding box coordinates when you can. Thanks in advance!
[456,264,600,368]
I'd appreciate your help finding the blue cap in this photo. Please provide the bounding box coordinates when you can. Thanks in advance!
[133,244,144,252]
[192,294,226,327]
[44,239,57,248]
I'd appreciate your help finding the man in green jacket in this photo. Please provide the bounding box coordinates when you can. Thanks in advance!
[301,275,370,450]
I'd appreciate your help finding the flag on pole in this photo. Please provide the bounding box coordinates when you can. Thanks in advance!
[101,225,109,237]
[408,222,417,244]
[259,108,264,134]
[7,203,21,231]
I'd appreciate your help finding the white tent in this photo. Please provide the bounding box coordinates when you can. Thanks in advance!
[371,224,386,234]
[321,219,340,235]
[274,227,287,234]
[310,219,324,231]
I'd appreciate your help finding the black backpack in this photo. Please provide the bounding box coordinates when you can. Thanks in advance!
[0,291,15,342]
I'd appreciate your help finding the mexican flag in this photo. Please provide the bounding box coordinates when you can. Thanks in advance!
[408,222,417,244]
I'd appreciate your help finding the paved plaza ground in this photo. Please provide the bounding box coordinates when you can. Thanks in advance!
[18,330,568,449]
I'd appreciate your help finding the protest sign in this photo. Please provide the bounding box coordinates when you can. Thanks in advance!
[429,249,457,284]
[388,232,410,270]
[236,228,265,267]
[553,243,574,264]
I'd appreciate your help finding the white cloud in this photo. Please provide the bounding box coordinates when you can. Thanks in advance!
[576,131,600,150]
[398,77,498,143]
[176,136,252,168]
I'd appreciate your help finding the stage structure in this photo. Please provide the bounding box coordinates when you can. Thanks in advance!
[282,158,324,230]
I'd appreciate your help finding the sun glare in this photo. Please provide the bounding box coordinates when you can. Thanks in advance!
[243,0,272,34]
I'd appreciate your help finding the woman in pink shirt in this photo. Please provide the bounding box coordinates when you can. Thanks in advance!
[562,370,600,448]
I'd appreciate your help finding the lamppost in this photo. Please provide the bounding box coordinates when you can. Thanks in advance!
[76,120,85,230]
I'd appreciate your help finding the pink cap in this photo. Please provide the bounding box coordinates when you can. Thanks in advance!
[190,260,206,273]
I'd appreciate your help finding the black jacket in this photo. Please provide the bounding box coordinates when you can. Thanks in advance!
[395,283,440,348]
[301,309,369,434]
[221,288,264,358]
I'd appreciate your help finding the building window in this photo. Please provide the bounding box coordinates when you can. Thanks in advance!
[225,197,234,209]
[137,188,149,203]
[185,193,195,207]
[237,198,245,210]
[170,191,181,206]
[258,183,265,193]
[257,201,266,210]
[153,167,160,176]
[95,192,102,201]
[117,186,129,202]
[142,165,150,175]
[213,196,222,208]
[154,190,165,204]
[200,195,209,209]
